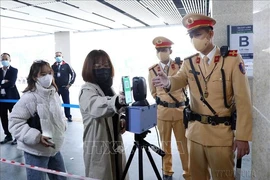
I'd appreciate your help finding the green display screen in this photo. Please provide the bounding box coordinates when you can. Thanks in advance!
[122,76,132,104]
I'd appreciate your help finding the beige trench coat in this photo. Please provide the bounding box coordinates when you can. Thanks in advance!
[79,82,128,180]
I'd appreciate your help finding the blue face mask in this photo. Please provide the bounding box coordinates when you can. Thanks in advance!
[55,57,62,63]
[1,60,10,67]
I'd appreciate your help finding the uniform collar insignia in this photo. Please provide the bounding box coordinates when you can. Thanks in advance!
[214,56,220,63]
[196,56,200,63]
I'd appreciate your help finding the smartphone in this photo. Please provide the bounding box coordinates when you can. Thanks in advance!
[45,139,55,149]
[122,76,133,104]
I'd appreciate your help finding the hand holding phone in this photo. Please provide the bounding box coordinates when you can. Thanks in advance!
[41,136,55,149]
[45,139,56,149]
[118,92,127,105]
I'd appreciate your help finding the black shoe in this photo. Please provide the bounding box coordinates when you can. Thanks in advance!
[0,136,13,144]
[67,118,72,122]
[163,174,173,180]
[11,139,17,145]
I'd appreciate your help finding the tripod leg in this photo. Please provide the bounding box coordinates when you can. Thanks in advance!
[138,144,143,180]
[121,144,137,180]
[144,146,162,180]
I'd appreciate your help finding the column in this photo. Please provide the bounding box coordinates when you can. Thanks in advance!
[252,1,270,179]
[54,31,73,63]
[211,0,254,179]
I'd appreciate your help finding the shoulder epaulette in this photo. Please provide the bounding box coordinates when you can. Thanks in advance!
[184,53,199,60]
[228,50,238,57]
[148,64,158,71]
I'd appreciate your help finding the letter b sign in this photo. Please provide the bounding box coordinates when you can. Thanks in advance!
[239,36,249,47]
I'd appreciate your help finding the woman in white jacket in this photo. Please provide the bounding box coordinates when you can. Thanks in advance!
[79,50,128,180]
[9,60,67,180]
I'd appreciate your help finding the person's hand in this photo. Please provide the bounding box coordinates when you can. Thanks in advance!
[65,84,71,89]
[233,140,250,159]
[40,136,55,148]
[152,71,170,88]
[120,118,126,134]
[118,91,126,105]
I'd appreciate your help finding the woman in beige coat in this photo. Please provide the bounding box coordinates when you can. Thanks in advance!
[79,50,128,180]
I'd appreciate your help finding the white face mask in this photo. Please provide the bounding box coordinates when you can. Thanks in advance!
[157,52,170,62]
[37,74,53,88]
[192,37,210,52]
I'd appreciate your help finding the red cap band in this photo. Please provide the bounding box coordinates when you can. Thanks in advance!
[155,41,172,48]
[187,19,214,30]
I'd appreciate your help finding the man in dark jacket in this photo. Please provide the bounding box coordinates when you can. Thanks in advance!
[51,52,76,122]
[0,53,20,145]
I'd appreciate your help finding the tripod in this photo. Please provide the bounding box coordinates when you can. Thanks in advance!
[121,130,165,180]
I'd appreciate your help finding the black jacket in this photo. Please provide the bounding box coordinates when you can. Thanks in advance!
[0,66,20,99]
[51,61,76,88]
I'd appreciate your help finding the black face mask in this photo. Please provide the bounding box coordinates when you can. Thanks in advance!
[94,68,113,91]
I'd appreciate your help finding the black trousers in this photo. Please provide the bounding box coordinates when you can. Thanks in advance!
[0,95,15,137]
[58,87,71,119]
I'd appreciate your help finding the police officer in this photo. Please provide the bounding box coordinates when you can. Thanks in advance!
[152,14,252,180]
[148,36,190,180]
[52,52,76,122]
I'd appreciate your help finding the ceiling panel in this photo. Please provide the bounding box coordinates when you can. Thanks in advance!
[34,1,127,29]
[0,0,210,39]
[140,0,183,25]
[6,5,110,30]
[0,0,29,9]
[0,26,49,39]
[105,0,164,26]
[0,16,70,33]
[1,8,79,31]
[182,0,208,15]
[66,0,144,28]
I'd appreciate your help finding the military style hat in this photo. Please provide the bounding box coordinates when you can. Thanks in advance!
[182,13,216,32]
[152,36,174,48]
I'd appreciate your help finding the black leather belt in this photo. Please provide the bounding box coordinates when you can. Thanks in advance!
[156,96,185,108]
[157,101,185,108]
[190,113,231,126]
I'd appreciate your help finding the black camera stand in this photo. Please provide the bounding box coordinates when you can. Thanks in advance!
[121,130,165,180]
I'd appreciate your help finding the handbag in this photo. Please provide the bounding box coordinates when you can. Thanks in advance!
[27,112,42,133]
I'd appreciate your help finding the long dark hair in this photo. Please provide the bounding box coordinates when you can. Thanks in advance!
[23,60,58,93]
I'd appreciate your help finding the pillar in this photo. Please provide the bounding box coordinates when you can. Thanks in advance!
[54,31,73,64]
[252,0,270,179]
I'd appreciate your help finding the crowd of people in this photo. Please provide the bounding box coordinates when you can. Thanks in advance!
[0,13,252,180]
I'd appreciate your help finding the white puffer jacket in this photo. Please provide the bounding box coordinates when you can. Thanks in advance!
[9,83,66,157]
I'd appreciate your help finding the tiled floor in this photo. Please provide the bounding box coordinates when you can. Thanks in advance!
[0,120,252,180]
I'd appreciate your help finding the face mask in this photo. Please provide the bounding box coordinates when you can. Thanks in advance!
[37,74,53,88]
[55,57,62,63]
[192,37,210,52]
[1,60,10,67]
[94,68,113,90]
[157,52,170,62]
